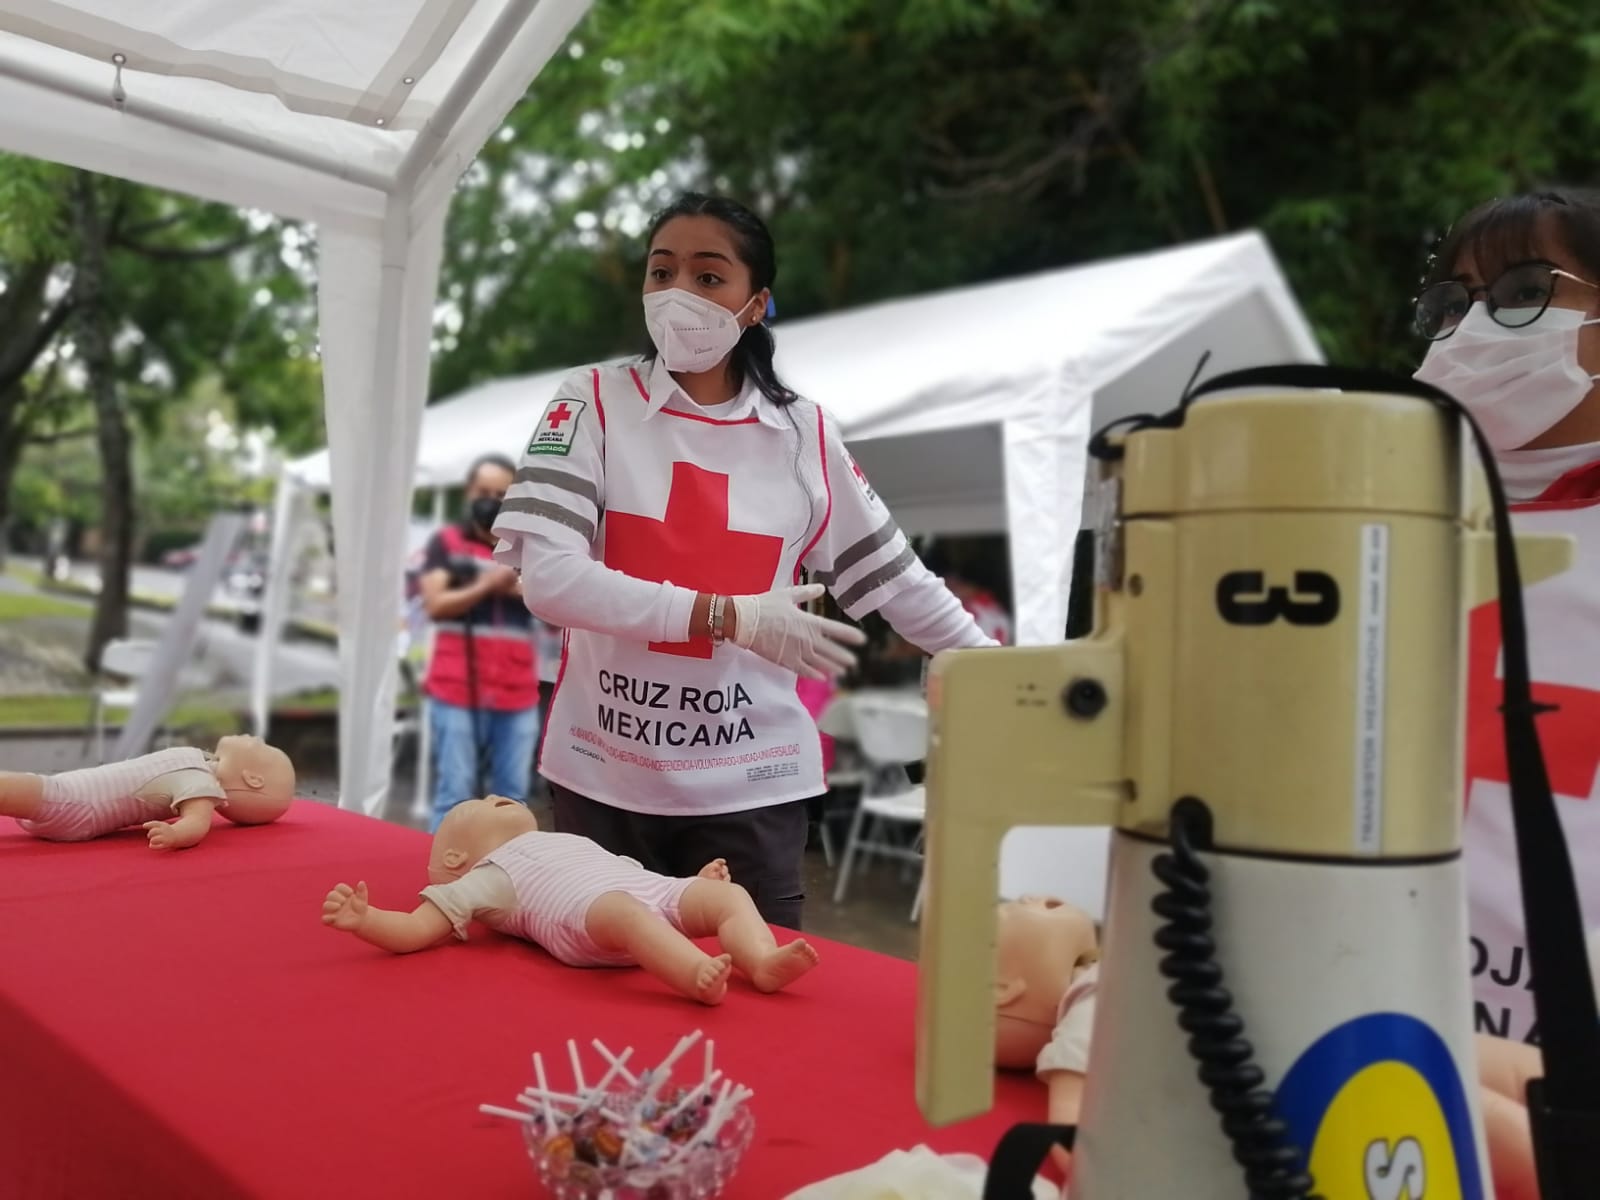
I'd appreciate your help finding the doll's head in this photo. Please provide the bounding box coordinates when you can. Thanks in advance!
[427,796,540,884]
[211,735,295,825]
[994,895,1099,1070]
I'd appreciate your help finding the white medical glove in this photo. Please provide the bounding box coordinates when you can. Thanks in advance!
[729,583,867,680]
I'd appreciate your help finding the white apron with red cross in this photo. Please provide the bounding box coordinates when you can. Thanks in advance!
[1464,461,1600,1043]
[542,369,834,816]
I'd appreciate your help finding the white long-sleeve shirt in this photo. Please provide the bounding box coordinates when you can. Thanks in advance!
[493,358,990,815]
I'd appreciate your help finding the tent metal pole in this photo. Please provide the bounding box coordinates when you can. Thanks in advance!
[0,53,393,193]
[394,0,538,191]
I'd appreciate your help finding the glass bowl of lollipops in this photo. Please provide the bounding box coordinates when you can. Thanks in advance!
[481,1031,756,1200]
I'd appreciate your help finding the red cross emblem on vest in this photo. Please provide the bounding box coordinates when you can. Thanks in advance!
[1467,602,1600,801]
[546,402,576,430]
[604,462,784,658]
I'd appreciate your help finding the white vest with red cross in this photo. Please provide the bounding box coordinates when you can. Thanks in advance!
[1464,460,1600,1044]
[519,359,922,817]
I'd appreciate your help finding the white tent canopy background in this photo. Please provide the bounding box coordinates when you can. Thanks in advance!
[288,230,1322,647]
[0,0,592,818]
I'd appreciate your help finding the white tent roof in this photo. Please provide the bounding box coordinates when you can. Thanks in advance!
[0,0,592,819]
[291,231,1315,490]
[0,1,588,232]
[289,230,1322,643]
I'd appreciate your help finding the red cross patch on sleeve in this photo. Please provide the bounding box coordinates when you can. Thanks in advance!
[527,398,587,456]
[845,450,877,503]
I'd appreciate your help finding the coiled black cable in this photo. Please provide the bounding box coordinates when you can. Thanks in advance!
[1150,797,1322,1199]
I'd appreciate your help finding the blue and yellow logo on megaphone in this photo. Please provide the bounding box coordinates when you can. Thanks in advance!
[1276,1012,1483,1200]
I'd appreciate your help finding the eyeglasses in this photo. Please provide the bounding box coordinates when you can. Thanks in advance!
[1414,259,1598,341]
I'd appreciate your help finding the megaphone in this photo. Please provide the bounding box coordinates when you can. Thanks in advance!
[915,367,1600,1197]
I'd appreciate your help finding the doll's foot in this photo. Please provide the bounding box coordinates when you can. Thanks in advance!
[697,858,730,882]
[750,939,820,993]
[688,953,733,1005]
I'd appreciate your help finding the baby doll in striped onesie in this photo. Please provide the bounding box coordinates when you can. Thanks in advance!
[320,795,820,1005]
[0,736,295,850]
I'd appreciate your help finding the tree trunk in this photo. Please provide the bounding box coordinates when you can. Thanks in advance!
[0,427,21,573]
[72,173,133,674]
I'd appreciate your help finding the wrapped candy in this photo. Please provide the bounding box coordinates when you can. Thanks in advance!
[480,1031,755,1199]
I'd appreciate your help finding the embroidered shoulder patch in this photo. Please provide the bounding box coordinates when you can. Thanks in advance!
[526,398,587,456]
[844,449,878,503]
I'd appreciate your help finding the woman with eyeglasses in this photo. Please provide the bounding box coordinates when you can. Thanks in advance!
[1414,189,1600,1200]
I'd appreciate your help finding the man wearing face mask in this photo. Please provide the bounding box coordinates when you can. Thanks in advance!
[1413,188,1600,1050]
[418,453,541,831]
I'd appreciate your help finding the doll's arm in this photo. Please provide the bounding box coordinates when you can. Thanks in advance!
[0,771,45,820]
[1038,1068,1085,1179]
[143,797,219,851]
[321,881,454,953]
[1043,1067,1085,1127]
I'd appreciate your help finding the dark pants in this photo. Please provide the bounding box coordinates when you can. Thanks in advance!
[550,784,808,930]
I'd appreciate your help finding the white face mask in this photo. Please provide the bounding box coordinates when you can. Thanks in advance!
[643,288,759,374]
[1414,303,1600,450]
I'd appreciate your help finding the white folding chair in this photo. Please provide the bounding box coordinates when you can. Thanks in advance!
[812,694,870,867]
[831,693,930,921]
[87,638,217,762]
[87,638,155,762]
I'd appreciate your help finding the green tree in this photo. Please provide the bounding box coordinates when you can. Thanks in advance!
[432,0,1600,404]
[64,173,319,668]
[0,159,75,568]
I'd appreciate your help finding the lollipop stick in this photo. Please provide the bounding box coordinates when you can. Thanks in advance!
[567,1038,587,1093]
[592,1039,638,1086]
[533,1052,556,1128]
[479,1104,536,1123]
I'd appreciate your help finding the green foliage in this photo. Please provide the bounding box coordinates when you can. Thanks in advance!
[432,0,1600,404]
[16,373,274,549]
[2,176,319,544]
[0,157,70,261]
[4,0,1597,519]
[0,589,81,621]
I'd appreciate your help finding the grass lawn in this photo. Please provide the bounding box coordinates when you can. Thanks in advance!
[0,590,85,621]
[0,687,403,733]
[0,694,245,736]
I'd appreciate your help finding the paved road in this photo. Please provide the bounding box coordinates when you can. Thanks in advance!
[5,565,340,699]
[15,555,244,612]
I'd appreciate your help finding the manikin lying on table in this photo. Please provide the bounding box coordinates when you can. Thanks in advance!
[321,796,820,1005]
[992,894,1560,1198]
[0,737,295,850]
[993,894,1099,1173]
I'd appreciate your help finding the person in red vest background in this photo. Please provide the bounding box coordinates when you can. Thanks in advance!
[491,192,996,929]
[418,453,541,831]
[1412,190,1600,1069]
[922,544,1013,646]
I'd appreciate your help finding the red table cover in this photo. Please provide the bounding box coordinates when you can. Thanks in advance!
[0,799,1039,1198]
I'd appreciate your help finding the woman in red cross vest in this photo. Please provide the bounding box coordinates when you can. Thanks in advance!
[1411,191,1600,1190]
[492,193,997,929]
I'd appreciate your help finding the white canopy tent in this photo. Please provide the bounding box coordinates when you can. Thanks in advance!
[289,229,1322,646]
[0,1,591,818]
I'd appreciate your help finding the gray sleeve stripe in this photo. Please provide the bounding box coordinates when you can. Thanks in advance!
[832,516,900,576]
[498,497,596,543]
[514,466,600,509]
[836,544,918,611]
